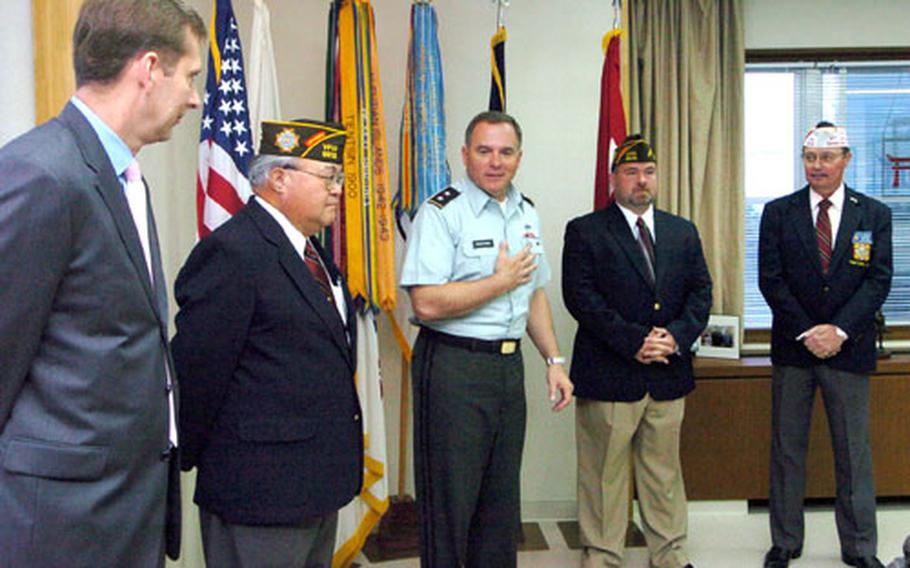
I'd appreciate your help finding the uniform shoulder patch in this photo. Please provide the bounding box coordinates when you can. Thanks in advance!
[428,187,461,209]
[521,194,535,207]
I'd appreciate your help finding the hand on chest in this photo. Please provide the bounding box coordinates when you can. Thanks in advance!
[460,223,543,270]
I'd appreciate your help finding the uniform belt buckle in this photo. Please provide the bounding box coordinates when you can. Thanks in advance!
[500,340,517,355]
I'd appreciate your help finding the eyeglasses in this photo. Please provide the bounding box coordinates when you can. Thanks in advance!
[281,166,345,189]
[802,151,846,165]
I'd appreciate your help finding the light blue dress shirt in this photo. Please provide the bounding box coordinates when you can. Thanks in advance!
[70,96,133,187]
[400,177,551,340]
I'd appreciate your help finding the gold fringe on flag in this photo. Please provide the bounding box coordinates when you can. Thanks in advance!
[337,0,395,312]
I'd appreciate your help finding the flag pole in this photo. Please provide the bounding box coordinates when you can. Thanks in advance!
[492,0,509,28]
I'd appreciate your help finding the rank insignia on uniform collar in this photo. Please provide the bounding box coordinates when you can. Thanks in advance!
[429,187,461,209]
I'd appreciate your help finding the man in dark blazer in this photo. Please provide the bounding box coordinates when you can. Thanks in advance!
[0,2,204,566]
[563,135,711,568]
[172,118,362,568]
[760,123,892,568]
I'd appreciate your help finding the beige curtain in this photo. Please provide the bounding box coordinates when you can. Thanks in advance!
[626,0,745,318]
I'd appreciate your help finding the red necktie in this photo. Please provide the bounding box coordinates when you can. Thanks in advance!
[636,217,656,286]
[816,199,833,273]
[304,240,334,304]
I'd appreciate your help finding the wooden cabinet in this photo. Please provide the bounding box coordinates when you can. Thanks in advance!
[681,356,910,500]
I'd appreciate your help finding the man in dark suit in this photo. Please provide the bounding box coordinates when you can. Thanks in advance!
[172,118,362,568]
[760,122,892,568]
[0,2,204,566]
[563,135,711,568]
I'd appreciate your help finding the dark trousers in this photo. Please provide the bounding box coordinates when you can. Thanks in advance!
[199,507,338,568]
[769,365,878,557]
[412,330,526,568]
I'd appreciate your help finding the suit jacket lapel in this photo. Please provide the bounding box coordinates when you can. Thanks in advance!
[606,204,655,289]
[830,187,862,272]
[311,237,357,364]
[248,201,353,368]
[60,103,160,313]
[788,187,825,277]
[147,190,169,331]
[653,212,669,288]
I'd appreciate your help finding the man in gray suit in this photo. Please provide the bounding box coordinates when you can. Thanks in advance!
[0,1,205,566]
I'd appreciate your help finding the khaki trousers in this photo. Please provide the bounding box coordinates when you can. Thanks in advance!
[576,395,689,568]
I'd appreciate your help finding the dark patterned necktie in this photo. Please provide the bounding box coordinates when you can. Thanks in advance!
[636,217,656,286]
[304,240,334,304]
[816,199,833,273]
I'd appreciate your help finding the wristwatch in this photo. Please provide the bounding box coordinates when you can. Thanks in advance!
[545,356,566,366]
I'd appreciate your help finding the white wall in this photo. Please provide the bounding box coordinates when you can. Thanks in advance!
[3,0,909,521]
[744,0,910,49]
[0,0,35,146]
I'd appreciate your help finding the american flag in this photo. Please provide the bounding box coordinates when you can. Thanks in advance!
[196,0,253,238]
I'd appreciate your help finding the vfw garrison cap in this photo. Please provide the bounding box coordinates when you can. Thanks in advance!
[611,134,657,172]
[259,119,346,164]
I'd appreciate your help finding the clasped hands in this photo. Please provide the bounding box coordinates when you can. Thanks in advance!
[798,323,845,359]
[635,327,678,365]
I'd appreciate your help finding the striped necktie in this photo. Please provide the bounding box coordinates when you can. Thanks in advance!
[304,239,334,304]
[816,198,833,273]
[636,217,656,286]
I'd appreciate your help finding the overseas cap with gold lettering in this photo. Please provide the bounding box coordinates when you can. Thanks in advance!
[258,118,346,164]
[802,120,849,149]
[611,134,657,172]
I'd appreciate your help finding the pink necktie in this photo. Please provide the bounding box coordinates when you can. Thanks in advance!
[123,160,153,283]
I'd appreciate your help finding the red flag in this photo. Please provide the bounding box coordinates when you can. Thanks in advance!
[593,29,627,211]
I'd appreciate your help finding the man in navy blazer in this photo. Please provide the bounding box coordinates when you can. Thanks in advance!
[759,123,892,568]
[0,2,205,566]
[563,135,711,568]
[172,119,362,568]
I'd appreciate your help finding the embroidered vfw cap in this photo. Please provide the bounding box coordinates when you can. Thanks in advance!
[259,119,346,164]
[611,134,657,172]
[803,121,849,149]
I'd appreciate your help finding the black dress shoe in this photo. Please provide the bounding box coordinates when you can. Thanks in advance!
[764,546,803,567]
[841,553,885,568]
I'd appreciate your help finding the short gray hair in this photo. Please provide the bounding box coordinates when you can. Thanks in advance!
[248,154,297,189]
